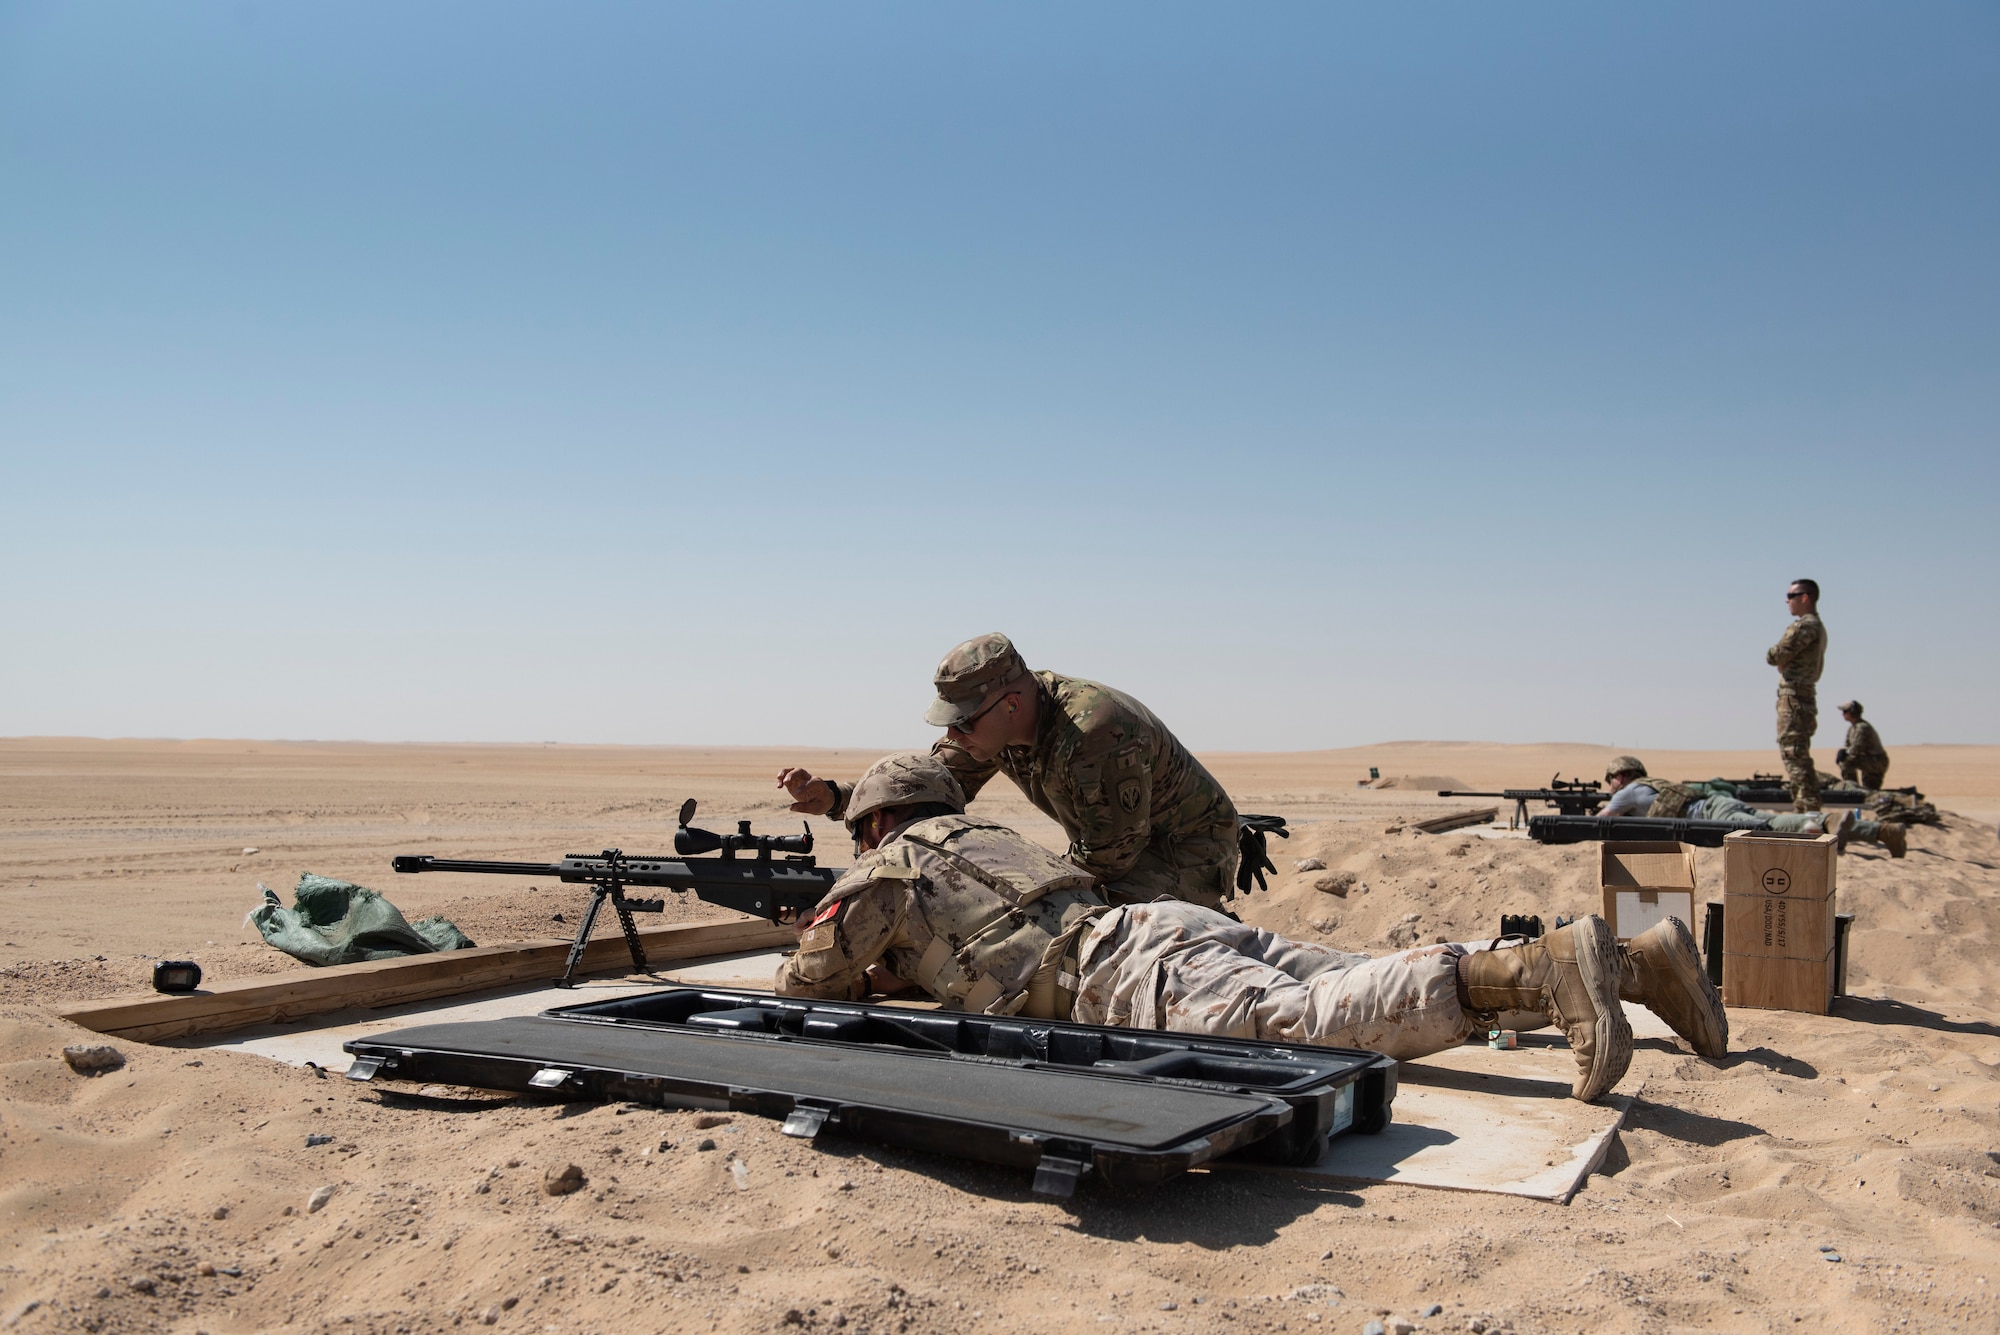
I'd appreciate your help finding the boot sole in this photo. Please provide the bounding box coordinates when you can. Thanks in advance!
[1639,917,1729,1060]
[1572,916,1633,1102]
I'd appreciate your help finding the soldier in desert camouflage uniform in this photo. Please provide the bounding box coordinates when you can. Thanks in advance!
[778,753,1732,1102]
[778,634,1239,910]
[1836,700,1890,792]
[1768,579,1828,810]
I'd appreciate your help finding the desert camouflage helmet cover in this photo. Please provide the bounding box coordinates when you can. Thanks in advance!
[1607,755,1648,780]
[844,751,968,831]
[923,632,1030,728]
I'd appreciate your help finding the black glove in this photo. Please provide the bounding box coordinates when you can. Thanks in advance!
[1234,815,1289,896]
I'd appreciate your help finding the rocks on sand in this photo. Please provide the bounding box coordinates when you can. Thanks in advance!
[543,1163,587,1196]
[62,1044,125,1075]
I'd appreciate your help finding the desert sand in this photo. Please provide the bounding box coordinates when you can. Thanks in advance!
[5,737,2000,1334]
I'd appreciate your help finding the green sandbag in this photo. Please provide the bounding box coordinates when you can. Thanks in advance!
[249,872,475,966]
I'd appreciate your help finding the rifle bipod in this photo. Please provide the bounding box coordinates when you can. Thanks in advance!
[556,849,667,988]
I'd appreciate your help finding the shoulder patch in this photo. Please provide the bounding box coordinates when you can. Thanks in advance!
[798,921,838,953]
[873,864,921,880]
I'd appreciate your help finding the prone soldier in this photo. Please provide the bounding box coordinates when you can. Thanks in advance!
[775,753,1734,1103]
[1601,755,1904,857]
[1837,700,1891,792]
[1768,579,1828,810]
[778,633,1240,910]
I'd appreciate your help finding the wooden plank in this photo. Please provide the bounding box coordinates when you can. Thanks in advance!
[60,917,793,1043]
[1411,807,1498,835]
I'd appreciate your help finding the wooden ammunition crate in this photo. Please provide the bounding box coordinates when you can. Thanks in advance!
[1721,830,1838,1014]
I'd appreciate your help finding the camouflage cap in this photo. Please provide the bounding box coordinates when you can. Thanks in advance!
[844,752,967,831]
[1606,755,1648,780]
[1838,700,1863,715]
[923,632,1030,728]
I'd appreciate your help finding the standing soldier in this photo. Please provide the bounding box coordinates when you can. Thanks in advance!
[1767,579,1827,810]
[777,633,1240,910]
[1836,700,1891,792]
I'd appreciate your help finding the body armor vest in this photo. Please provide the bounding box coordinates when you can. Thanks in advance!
[835,815,1106,1017]
[1643,780,1705,819]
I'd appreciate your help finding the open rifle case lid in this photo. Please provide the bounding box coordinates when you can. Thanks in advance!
[343,987,1396,1198]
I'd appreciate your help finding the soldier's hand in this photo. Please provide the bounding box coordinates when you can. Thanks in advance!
[864,963,918,997]
[777,767,836,816]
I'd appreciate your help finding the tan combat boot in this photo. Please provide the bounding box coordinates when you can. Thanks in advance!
[1879,822,1907,858]
[1460,916,1632,1101]
[1618,917,1728,1059]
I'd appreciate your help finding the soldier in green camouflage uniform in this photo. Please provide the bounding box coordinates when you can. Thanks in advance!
[778,634,1239,910]
[775,754,1720,1099]
[1768,580,1827,810]
[1836,700,1890,792]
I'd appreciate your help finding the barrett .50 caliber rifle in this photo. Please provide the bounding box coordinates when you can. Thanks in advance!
[394,799,841,987]
[1708,773,1919,805]
[1436,775,1609,828]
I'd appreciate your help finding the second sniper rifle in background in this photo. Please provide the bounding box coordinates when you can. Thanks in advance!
[393,799,840,987]
[1436,775,1610,829]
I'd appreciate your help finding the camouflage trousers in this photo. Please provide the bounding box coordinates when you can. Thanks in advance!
[1100,822,1239,913]
[1777,689,1820,809]
[1072,901,1471,1061]
[1840,764,1888,792]
[1699,795,1879,841]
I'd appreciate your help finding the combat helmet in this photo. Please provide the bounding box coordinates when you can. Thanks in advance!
[844,752,967,834]
[1606,755,1648,781]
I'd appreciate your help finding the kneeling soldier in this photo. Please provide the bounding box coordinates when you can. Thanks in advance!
[776,753,1731,1102]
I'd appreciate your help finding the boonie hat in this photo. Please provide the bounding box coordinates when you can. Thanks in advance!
[924,633,1029,728]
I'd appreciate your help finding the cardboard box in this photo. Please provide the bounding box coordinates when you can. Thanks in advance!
[1600,842,1698,943]
[1721,830,1838,1014]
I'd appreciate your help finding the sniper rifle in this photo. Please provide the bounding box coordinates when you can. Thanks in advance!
[1436,775,1609,828]
[1708,773,1919,805]
[393,799,840,987]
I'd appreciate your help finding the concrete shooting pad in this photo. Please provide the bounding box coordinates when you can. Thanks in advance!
[173,948,788,1070]
[1257,1000,1669,1203]
[177,948,1660,1203]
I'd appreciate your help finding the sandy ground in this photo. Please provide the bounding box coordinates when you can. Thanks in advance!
[4,738,2000,1334]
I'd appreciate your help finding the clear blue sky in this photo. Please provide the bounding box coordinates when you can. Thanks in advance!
[2,3,1994,751]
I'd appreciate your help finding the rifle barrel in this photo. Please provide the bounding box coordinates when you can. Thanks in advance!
[393,856,561,877]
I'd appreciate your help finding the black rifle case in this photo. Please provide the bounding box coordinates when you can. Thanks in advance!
[1529,815,1745,847]
[343,986,1395,1198]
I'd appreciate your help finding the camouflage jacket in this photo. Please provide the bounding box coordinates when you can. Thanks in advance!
[1766,613,1826,693]
[935,671,1237,883]
[773,814,1107,1016]
[1844,720,1888,771]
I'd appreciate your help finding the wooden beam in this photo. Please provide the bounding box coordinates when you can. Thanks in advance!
[1410,807,1500,836]
[60,917,793,1044]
